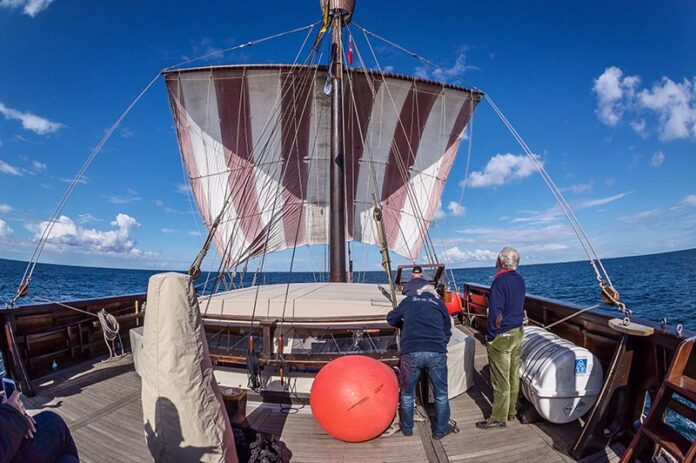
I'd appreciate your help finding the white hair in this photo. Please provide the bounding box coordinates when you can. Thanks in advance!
[497,247,520,270]
[417,284,438,297]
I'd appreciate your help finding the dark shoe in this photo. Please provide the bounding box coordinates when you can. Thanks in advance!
[507,414,517,422]
[475,420,506,429]
[432,422,459,440]
[401,429,413,437]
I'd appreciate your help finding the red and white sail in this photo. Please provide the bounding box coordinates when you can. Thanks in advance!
[164,65,481,267]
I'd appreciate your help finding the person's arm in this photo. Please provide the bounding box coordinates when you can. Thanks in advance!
[0,395,30,463]
[440,302,452,343]
[386,301,406,328]
[487,281,505,341]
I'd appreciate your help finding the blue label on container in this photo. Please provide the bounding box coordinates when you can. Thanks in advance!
[575,358,588,375]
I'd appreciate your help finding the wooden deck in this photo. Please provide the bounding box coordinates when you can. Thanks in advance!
[23,327,625,463]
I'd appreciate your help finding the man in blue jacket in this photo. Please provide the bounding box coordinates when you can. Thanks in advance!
[1,390,79,462]
[387,284,455,439]
[476,247,526,430]
[401,265,430,296]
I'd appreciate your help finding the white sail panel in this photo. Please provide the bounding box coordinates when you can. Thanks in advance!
[164,65,481,267]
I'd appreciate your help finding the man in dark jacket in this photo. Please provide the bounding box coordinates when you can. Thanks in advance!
[1,390,79,462]
[387,285,455,439]
[401,265,430,296]
[476,247,526,429]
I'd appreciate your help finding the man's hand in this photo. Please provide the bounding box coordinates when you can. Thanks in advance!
[4,391,37,439]
[495,312,503,329]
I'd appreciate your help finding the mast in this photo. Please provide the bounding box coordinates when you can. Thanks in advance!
[325,0,354,282]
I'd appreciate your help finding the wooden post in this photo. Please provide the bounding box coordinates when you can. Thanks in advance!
[134,300,140,327]
[1,312,35,396]
[571,334,635,459]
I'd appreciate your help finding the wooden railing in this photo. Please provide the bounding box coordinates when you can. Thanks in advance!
[0,293,146,394]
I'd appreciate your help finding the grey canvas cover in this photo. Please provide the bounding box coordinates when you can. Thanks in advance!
[141,272,238,463]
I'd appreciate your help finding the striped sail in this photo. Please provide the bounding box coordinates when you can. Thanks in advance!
[164,65,481,267]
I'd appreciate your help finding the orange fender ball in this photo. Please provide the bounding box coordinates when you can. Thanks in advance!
[444,291,463,315]
[310,355,398,442]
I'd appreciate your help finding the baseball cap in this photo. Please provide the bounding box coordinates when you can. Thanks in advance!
[412,265,423,274]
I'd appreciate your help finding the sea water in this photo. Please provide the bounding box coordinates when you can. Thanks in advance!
[2,248,694,329]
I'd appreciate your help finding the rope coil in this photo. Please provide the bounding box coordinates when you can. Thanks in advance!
[33,298,125,361]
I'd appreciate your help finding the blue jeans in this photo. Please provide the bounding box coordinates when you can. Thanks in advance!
[12,411,79,463]
[399,352,450,437]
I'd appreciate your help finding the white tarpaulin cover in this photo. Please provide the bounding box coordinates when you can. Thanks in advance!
[141,272,238,463]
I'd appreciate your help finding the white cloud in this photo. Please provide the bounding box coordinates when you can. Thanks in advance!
[0,219,12,237]
[77,213,101,224]
[120,127,135,139]
[638,77,696,141]
[106,188,141,204]
[562,182,593,194]
[30,213,154,257]
[522,243,569,253]
[510,206,562,224]
[176,183,192,195]
[672,194,696,210]
[463,153,540,188]
[441,247,497,263]
[0,0,55,16]
[415,48,478,82]
[593,67,696,141]
[188,230,204,237]
[577,193,628,209]
[593,66,640,126]
[619,208,663,223]
[447,201,466,217]
[161,228,175,233]
[0,159,22,176]
[630,118,647,137]
[457,223,573,246]
[0,203,11,213]
[32,160,47,171]
[651,150,665,167]
[0,101,64,135]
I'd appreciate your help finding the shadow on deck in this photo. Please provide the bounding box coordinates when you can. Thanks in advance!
[23,327,625,462]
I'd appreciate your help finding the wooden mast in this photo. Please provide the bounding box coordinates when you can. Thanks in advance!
[326,0,355,282]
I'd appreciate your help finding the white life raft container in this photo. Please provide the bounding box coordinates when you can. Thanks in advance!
[519,326,604,424]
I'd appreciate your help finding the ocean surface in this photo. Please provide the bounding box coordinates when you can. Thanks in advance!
[1,249,694,439]
[1,248,694,329]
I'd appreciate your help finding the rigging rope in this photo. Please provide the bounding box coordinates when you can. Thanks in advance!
[164,22,320,71]
[354,23,631,320]
[8,72,161,308]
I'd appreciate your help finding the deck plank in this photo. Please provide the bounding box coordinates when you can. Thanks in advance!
[20,328,621,462]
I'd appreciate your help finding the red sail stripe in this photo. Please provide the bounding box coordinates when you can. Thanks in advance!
[416,95,478,256]
[214,69,267,259]
[166,76,225,255]
[381,82,439,253]
[279,67,314,248]
[344,72,381,239]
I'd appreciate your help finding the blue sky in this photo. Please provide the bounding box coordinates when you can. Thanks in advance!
[0,0,694,272]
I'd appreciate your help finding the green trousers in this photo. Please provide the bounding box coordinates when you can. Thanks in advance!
[486,326,524,422]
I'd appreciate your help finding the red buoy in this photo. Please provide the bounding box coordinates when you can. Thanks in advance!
[444,290,463,315]
[310,355,398,442]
